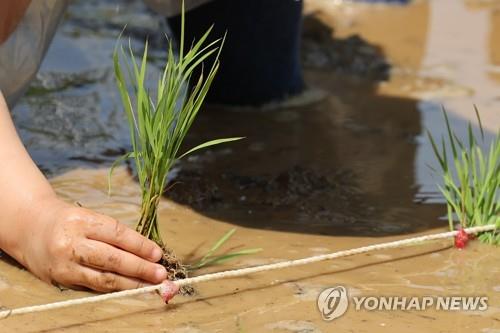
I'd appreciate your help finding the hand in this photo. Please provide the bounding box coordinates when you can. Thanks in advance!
[0,93,170,293]
[18,197,168,292]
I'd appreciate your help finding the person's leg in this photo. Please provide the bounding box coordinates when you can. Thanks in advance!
[167,0,304,107]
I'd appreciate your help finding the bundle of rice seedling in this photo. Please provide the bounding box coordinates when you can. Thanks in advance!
[427,107,499,247]
[110,3,246,280]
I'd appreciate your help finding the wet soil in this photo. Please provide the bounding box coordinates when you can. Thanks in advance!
[160,249,187,281]
[1,0,499,332]
[301,14,391,80]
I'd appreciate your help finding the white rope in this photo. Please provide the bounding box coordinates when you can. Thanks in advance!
[0,224,496,319]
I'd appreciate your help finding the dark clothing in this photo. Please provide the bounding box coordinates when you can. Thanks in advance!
[167,0,304,106]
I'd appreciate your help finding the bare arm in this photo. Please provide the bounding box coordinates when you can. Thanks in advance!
[0,91,55,257]
[0,92,170,291]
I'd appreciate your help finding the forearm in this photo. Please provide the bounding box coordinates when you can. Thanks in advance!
[0,92,169,291]
[0,91,56,261]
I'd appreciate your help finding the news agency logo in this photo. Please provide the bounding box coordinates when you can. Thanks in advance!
[317,285,489,321]
[317,286,349,321]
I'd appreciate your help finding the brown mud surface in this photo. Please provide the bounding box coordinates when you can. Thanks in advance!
[1,0,499,332]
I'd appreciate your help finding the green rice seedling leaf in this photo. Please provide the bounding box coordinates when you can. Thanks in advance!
[189,229,263,270]
[202,228,237,261]
[178,137,245,159]
[441,136,449,172]
[427,130,446,171]
[182,26,215,64]
[446,204,453,230]
[439,185,463,224]
[179,0,185,59]
[473,104,485,141]
[192,248,263,270]
[442,107,458,158]
[471,146,479,196]
[467,122,476,152]
[452,132,466,154]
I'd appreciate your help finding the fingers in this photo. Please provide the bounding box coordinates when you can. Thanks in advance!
[84,214,163,262]
[74,239,167,284]
[76,266,149,292]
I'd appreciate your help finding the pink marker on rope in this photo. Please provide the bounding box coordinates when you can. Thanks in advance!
[158,280,180,303]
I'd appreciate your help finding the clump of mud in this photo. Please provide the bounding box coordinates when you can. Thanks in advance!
[168,164,366,225]
[301,14,391,80]
[166,169,223,209]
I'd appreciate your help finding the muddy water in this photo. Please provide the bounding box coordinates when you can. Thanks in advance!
[1,0,500,332]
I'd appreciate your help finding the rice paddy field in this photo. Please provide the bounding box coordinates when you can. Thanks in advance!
[0,0,499,332]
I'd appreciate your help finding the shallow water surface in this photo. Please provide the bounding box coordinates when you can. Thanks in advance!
[1,0,499,332]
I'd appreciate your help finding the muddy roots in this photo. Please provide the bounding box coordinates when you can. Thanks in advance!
[159,247,195,295]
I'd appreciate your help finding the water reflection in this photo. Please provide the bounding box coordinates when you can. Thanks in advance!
[416,0,500,199]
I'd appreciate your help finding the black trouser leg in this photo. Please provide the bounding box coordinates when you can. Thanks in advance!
[167,0,304,107]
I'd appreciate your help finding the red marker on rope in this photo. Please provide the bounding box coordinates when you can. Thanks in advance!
[454,227,470,249]
[158,280,180,304]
